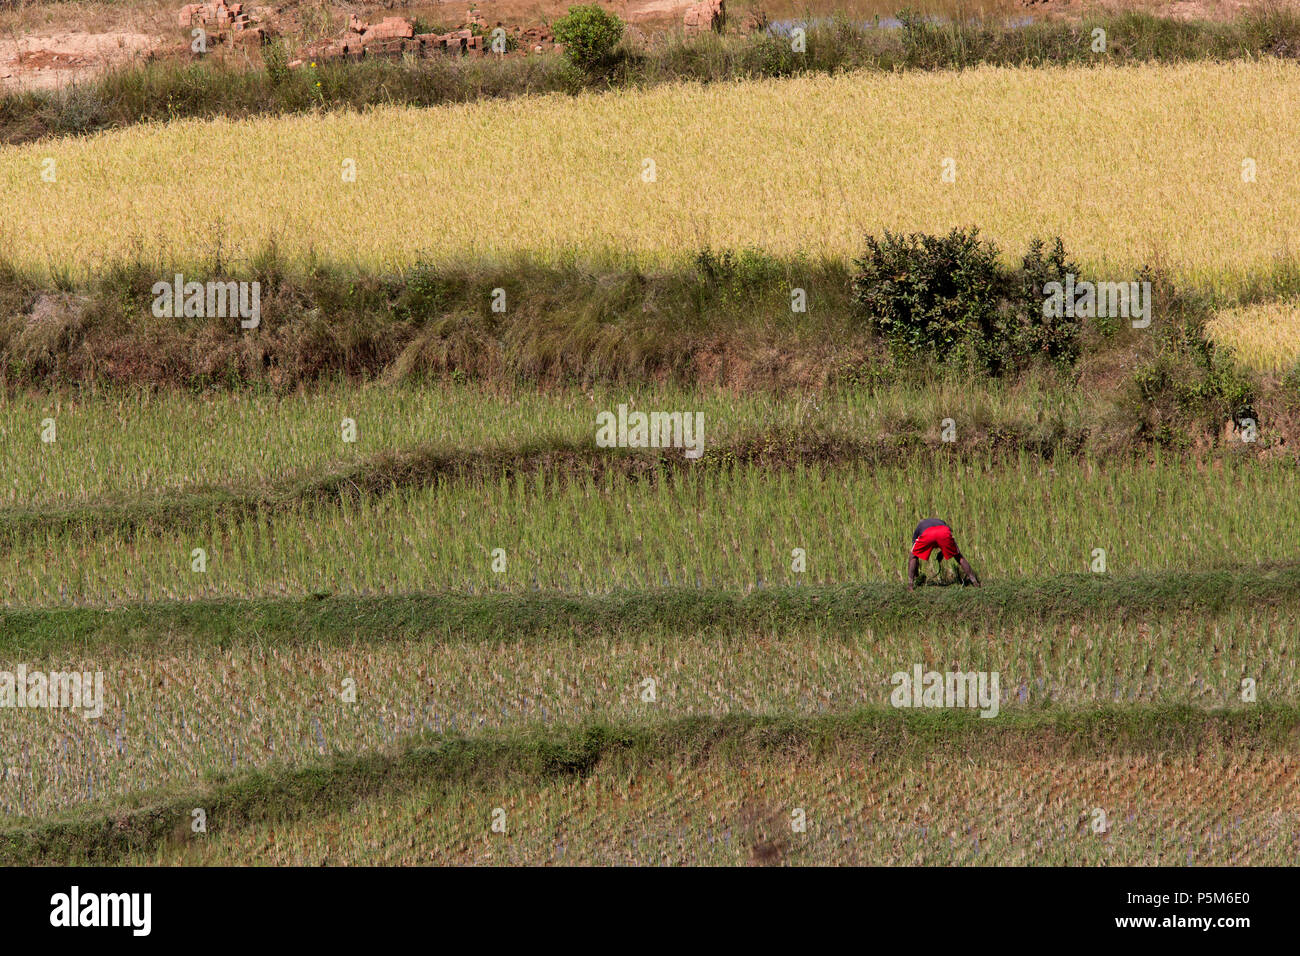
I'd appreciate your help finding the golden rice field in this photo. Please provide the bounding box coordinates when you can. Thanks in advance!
[3,61,1299,289]
[1208,301,1300,373]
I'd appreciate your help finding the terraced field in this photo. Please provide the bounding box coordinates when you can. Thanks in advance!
[2,307,1296,868]
[1,384,1296,605]
[5,602,1299,820]
[129,745,1300,866]
[3,12,1298,870]
[2,384,1298,863]
[0,382,1108,505]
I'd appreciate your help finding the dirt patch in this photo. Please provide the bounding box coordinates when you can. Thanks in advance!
[628,0,698,22]
[0,32,162,92]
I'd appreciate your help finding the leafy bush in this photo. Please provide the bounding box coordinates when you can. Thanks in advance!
[851,227,999,363]
[738,34,800,78]
[995,237,1084,373]
[553,5,625,70]
[850,228,1082,375]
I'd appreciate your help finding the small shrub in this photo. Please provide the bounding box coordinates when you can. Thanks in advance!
[1283,359,1300,409]
[850,227,1001,365]
[394,262,457,324]
[695,248,783,285]
[553,5,625,71]
[898,7,948,69]
[263,40,293,86]
[410,18,448,35]
[693,247,788,307]
[993,236,1083,373]
[52,84,105,136]
[738,34,800,78]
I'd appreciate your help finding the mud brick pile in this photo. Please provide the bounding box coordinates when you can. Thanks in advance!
[178,1,270,45]
[301,17,487,62]
[520,25,554,51]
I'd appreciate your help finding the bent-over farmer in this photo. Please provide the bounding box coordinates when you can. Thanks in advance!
[908,518,981,590]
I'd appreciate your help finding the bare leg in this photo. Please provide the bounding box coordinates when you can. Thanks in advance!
[907,555,920,590]
[957,555,981,587]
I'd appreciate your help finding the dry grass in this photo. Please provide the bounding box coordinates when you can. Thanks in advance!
[0,1,174,37]
[2,61,1298,290]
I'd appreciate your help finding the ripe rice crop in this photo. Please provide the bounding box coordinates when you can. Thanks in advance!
[2,61,1298,290]
[1207,301,1300,373]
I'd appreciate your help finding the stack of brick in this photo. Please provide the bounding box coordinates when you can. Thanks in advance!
[418,29,482,54]
[326,15,411,57]
[351,16,416,55]
[307,17,486,61]
[358,17,415,41]
[178,1,270,44]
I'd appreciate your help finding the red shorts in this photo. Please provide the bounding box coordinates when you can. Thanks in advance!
[911,525,959,560]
